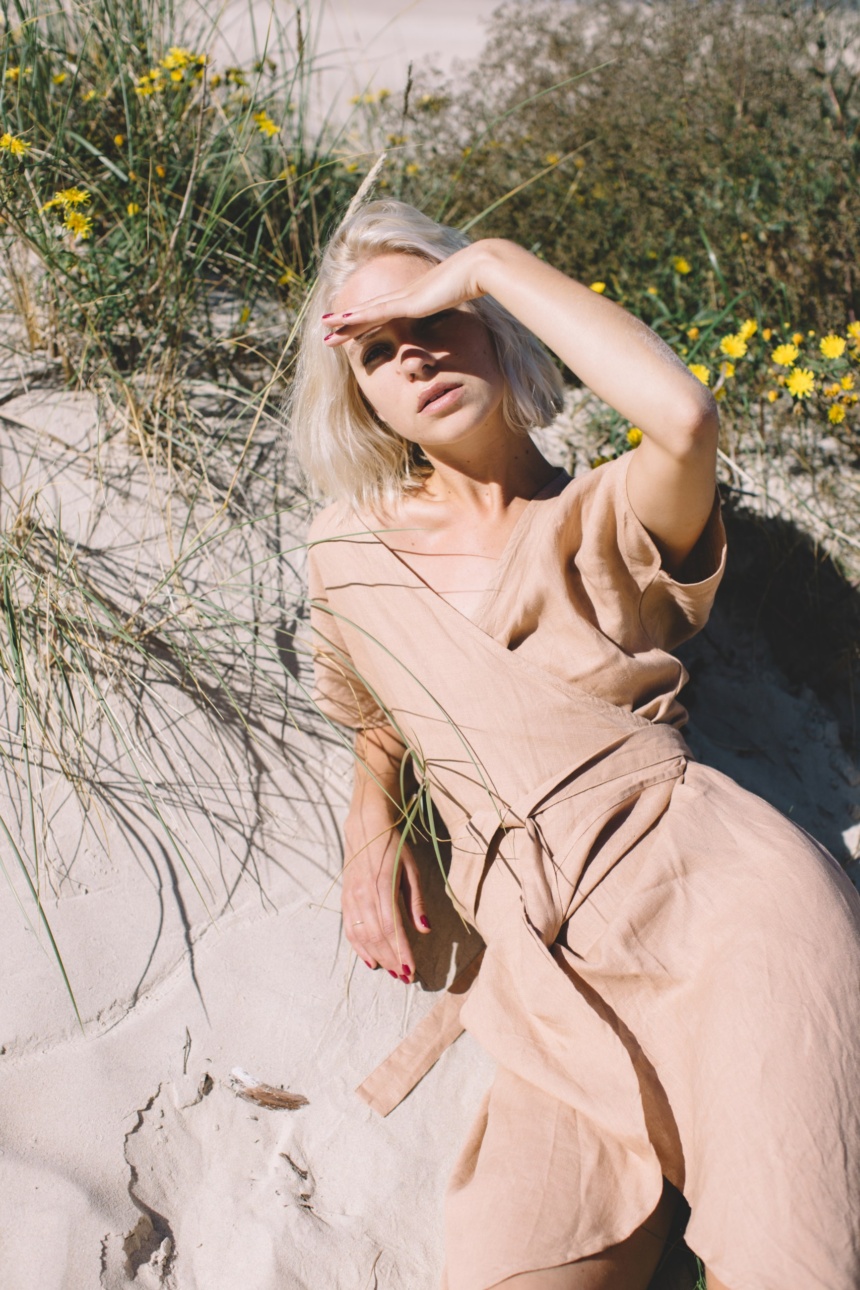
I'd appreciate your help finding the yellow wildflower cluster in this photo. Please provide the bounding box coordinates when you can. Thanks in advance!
[0,131,31,158]
[786,368,815,399]
[252,110,279,137]
[135,46,208,95]
[38,186,94,240]
[672,256,691,275]
[350,88,391,106]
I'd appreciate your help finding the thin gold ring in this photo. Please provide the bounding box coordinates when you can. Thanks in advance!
[352,919,365,926]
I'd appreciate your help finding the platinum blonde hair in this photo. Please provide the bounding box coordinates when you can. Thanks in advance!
[286,199,564,510]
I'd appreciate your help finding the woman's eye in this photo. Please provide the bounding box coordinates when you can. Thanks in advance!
[362,344,388,366]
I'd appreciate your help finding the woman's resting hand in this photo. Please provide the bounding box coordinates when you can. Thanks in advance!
[344,724,430,982]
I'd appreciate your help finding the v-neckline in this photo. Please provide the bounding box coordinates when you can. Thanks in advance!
[353,467,571,629]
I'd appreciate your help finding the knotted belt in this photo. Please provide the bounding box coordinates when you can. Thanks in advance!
[357,722,689,1116]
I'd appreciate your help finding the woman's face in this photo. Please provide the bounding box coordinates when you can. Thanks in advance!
[331,252,507,453]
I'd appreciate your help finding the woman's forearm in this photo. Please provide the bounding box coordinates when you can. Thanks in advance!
[475,239,717,456]
[345,724,409,840]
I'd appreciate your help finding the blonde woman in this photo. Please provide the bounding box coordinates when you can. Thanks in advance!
[290,200,860,1290]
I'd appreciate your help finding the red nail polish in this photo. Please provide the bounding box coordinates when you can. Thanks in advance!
[321,312,333,319]
[341,311,352,318]
[388,970,398,979]
[364,960,373,968]
[420,915,431,930]
[323,332,334,341]
[400,974,410,983]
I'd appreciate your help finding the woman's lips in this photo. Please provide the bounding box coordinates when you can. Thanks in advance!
[418,384,464,415]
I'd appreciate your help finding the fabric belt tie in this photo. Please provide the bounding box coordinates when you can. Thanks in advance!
[357,722,689,1116]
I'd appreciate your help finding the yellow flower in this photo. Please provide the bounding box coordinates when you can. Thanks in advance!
[847,321,860,342]
[828,404,846,425]
[771,343,799,367]
[672,256,691,274]
[52,72,67,85]
[686,326,700,340]
[0,132,31,157]
[786,367,815,399]
[842,393,859,406]
[162,46,193,70]
[388,133,408,146]
[590,282,606,294]
[766,390,778,403]
[808,329,815,337]
[210,74,222,89]
[738,318,758,340]
[591,455,610,468]
[544,152,560,166]
[4,67,20,81]
[170,70,183,82]
[819,333,846,359]
[155,163,166,178]
[252,111,279,137]
[823,383,841,398]
[791,332,804,346]
[646,286,658,296]
[626,427,643,446]
[762,328,772,341]
[113,133,125,146]
[344,162,358,173]
[405,162,420,176]
[39,187,91,215]
[688,363,710,386]
[82,88,97,101]
[719,333,747,359]
[126,202,140,215]
[840,374,855,391]
[720,361,736,379]
[714,387,726,402]
[64,210,93,240]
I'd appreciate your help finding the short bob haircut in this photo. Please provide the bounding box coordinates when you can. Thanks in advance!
[286,199,564,511]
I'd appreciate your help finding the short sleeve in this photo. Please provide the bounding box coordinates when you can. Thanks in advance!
[305,519,390,732]
[617,453,727,650]
[580,452,727,653]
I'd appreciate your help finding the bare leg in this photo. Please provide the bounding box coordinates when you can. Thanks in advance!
[705,1275,732,1290]
[487,1179,680,1289]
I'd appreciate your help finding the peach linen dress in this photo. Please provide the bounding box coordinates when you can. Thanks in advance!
[305,451,860,1290]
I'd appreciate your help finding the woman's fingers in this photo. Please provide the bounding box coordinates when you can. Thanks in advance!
[343,855,418,980]
[401,853,432,935]
[322,246,484,341]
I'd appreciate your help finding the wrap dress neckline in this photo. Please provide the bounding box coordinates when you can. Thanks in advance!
[351,466,571,632]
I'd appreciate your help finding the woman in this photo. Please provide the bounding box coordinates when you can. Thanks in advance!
[290,200,860,1290]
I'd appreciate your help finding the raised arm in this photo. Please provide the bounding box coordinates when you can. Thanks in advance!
[323,238,719,576]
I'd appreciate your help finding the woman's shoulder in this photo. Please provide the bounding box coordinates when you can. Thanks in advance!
[307,498,358,545]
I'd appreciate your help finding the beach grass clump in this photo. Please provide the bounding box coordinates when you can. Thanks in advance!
[0,0,358,407]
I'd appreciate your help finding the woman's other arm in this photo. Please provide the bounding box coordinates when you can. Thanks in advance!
[343,723,430,981]
[476,240,719,576]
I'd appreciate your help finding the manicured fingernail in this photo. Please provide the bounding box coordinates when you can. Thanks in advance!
[341,311,352,317]
[400,974,410,984]
[419,915,431,929]
[323,332,334,341]
[321,312,333,319]
[364,960,373,968]
[401,964,411,976]
[388,970,398,979]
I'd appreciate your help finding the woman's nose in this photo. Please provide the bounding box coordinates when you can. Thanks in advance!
[401,348,437,378]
